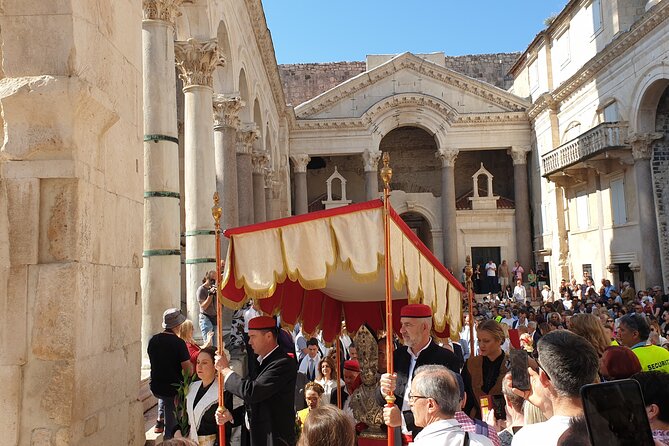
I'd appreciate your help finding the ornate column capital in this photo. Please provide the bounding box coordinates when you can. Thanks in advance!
[237,123,259,155]
[362,150,382,172]
[263,168,275,188]
[509,146,532,165]
[143,0,183,24]
[628,132,663,160]
[291,154,311,173]
[252,152,269,175]
[174,38,224,89]
[436,148,459,167]
[213,94,244,130]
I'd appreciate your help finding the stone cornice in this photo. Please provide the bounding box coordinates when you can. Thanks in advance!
[527,1,669,119]
[243,0,290,120]
[175,38,224,89]
[295,52,529,119]
[453,112,529,126]
[143,0,183,24]
[213,94,243,130]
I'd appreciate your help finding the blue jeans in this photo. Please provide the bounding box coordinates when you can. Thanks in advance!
[155,394,176,439]
[199,312,217,347]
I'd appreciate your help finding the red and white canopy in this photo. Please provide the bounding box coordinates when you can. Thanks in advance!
[220,200,464,343]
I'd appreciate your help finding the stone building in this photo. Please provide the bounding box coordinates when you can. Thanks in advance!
[1,0,669,444]
[509,0,669,290]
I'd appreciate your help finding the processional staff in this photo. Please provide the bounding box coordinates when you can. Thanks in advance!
[211,192,226,445]
[380,152,396,446]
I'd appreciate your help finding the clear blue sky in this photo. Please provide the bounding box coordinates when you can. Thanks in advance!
[263,0,569,64]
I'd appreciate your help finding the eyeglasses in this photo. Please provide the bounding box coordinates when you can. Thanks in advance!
[408,392,429,402]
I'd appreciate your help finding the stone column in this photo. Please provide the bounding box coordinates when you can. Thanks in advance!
[511,147,533,273]
[175,38,224,328]
[264,168,275,221]
[291,154,311,215]
[141,0,183,369]
[0,0,144,443]
[236,124,258,226]
[630,133,664,288]
[437,148,459,270]
[213,94,243,236]
[252,152,269,223]
[363,149,382,201]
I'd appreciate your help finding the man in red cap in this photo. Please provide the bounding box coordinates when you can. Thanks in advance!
[378,303,461,442]
[330,359,361,409]
[215,315,297,446]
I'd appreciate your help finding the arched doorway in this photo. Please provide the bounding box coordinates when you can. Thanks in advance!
[400,211,433,252]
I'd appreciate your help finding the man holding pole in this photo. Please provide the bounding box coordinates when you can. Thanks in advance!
[377,303,461,444]
[215,315,297,446]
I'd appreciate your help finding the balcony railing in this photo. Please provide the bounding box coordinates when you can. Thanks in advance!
[542,122,629,176]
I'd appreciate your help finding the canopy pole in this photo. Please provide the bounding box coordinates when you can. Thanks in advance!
[465,255,475,358]
[380,153,395,446]
[336,335,342,410]
[212,193,226,445]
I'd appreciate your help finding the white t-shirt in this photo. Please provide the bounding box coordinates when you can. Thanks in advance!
[485,262,497,276]
[511,416,572,446]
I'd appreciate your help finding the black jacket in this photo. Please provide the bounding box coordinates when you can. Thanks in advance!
[225,346,297,446]
[377,340,461,437]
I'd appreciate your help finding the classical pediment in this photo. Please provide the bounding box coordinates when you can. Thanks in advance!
[294,52,530,121]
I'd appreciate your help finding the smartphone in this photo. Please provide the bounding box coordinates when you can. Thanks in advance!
[510,349,530,391]
[492,394,507,420]
[581,379,655,446]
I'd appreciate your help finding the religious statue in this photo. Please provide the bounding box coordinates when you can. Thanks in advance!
[349,325,386,439]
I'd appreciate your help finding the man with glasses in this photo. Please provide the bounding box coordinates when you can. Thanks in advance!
[383,365,493,446]
[509,331,599,446]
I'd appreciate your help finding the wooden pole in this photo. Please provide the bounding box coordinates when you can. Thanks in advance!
[212,192,226,445]
[380,153,395,446]
[465,255,475,358]
[336,335,342,410]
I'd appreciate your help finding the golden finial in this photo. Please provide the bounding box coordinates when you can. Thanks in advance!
[380,152,392,189]
[212,192,222,229]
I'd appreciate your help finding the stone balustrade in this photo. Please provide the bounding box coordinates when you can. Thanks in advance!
[542,122,629,176]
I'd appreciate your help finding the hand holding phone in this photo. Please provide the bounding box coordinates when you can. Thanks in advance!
[510,349,530,391]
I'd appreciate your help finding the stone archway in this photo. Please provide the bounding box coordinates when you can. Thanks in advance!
[378,126,441,196]
[652,85,669,288]
[400,211,433,252]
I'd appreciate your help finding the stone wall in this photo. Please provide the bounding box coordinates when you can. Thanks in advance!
[278,52,520,106]
[653,86,669,288]
[0,1,144,445]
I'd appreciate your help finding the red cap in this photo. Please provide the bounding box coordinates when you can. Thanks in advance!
[400,303,432,318]
[248,315,276,330]
[343,360,360,372]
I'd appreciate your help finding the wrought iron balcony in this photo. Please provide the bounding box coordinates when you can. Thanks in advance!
[542,122,629,177]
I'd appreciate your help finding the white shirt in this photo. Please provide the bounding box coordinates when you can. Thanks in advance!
[511,416,572,446]
[485,262,497,277]
[513,285,526,302]
[413,419,493,446]
[401,340,433,434]
[500,317,515,327]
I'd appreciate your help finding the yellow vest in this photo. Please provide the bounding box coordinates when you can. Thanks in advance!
[632,345,669,373]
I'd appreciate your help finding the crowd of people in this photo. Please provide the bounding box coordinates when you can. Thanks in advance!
[146,267,669,446]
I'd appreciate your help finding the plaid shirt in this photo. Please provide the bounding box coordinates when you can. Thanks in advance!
[454,411,501,446]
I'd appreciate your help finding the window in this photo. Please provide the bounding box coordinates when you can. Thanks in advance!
[591,0,602,34]
[603,102,618,123]
[582,264,592,278]
[555,29,571,68]
[529,59,539,92]
[576,192,589,230]
[610,178,627,226]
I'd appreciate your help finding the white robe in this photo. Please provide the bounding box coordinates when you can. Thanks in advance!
[186,380,219,443]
